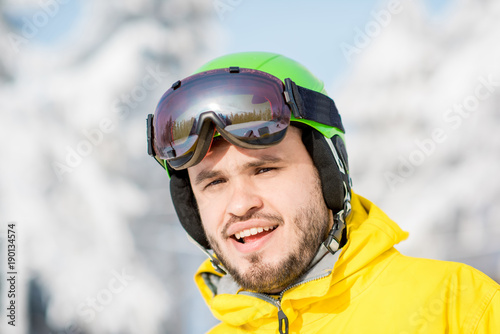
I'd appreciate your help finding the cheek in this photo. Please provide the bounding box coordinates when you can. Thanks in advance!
[195,194,226,236]
[259,167,320,214]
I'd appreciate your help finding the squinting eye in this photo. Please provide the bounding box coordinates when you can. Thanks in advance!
[257,167,275,174]
[205,179,224,189]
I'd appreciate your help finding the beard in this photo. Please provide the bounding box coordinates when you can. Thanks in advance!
[205,178,330,293]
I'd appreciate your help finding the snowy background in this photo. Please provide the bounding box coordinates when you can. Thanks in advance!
[0,0,498,333]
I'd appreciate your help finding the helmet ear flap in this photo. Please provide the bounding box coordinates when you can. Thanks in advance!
[301,128,350,213]
[169,169,211,249]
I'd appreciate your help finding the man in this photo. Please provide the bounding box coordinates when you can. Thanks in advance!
[147,52,499,333]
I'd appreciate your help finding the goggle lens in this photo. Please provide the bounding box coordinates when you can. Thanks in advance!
[152,69,291,169]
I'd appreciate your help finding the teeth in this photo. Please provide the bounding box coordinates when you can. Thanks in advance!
[233,226,276,240]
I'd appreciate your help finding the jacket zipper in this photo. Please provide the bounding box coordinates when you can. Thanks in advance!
[239,292,289,334]
[277,301,289,334]
[240,272,331,334]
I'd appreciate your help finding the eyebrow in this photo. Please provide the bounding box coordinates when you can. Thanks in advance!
[193,170,221,186]
[192,155,283,186]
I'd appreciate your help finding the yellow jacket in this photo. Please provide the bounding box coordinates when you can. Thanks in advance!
[195,193,500,333]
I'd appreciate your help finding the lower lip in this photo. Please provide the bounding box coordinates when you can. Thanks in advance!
[230,228,277,253]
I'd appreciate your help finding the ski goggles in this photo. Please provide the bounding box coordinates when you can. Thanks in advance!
[147,67,344,170]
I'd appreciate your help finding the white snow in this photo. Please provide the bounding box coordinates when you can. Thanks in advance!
[336,0,500,278]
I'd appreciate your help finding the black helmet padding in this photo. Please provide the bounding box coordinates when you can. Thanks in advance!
[301,127,350,213]
[170,169,211,249]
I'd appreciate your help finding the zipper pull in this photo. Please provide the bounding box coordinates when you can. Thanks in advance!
[278,309,289,334]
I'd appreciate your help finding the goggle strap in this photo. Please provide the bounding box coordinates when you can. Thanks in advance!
[286,79,345,133]
[147,114,155,156]
[284,78,304,119]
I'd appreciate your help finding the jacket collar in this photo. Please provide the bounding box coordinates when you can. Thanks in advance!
[194,192,410,326]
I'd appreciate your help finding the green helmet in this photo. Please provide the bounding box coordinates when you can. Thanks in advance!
[164,52,351,256]
[194,52,345,141]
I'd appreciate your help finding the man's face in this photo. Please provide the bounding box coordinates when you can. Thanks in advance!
[188,127,331,293]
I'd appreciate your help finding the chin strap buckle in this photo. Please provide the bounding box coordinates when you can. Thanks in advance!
[323,214,345,254]
[323,183,351,254]
[187,234,227,275]
[210,258,227,275]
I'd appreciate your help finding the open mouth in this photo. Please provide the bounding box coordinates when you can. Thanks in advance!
[231,225,278,244]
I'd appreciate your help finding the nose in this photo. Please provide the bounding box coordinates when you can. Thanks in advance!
[226,178,263,218]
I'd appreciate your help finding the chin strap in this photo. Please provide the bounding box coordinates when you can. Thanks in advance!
[187,234,227,275]
[323,182,351,254]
